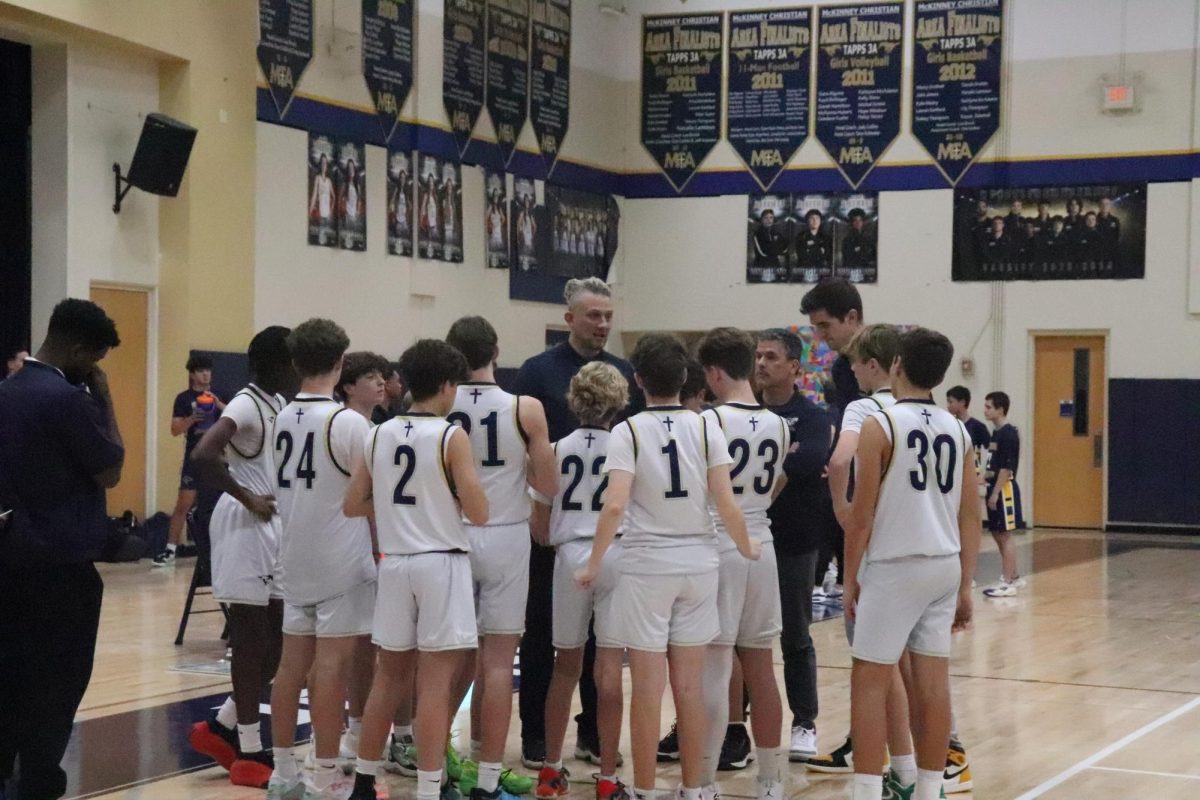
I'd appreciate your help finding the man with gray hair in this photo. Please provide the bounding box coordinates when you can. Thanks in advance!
[514,277,642,769]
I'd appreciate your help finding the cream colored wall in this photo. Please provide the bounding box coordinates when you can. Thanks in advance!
[1,0,258,513]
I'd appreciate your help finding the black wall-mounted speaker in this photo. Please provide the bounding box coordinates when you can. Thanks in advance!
[126,113,197,197]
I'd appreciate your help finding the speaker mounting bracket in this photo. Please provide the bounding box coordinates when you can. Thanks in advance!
[112,163,134,214]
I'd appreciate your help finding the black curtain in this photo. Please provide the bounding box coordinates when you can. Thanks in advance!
[0,39,32,374]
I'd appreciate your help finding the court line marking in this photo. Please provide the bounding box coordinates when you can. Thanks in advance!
[1013,695,1200,799]
[1087,766,1200,781]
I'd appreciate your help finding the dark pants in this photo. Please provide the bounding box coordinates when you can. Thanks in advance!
[815,523,845,587]
[0,561,103,800]
[776,550,818,729]
[519,542,598,746]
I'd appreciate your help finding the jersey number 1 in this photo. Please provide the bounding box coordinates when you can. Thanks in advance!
[448,411,506,467]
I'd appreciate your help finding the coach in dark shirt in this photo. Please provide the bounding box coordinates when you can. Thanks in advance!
[755,329,833,756]
[512,277,642,763]
[0,299,124,800]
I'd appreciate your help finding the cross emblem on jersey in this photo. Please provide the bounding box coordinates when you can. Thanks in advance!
[748,416,759,431]
[584,432,596,448]
[661,416,674,432]
[470,388,483,404]
[921,409,933,424]
[294,408,304,423]
[404,420,414,437]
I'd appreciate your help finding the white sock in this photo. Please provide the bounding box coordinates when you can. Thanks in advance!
[396,724,414,739]
[273,747,298,780]
[949,708,959,740]
[547,759,564,770]
[915,769,943,800]
[166,543,177,553]
[852,773,883,800]
[312,760,338,790]
[237,722,262,754]
[348,717,363,736]
[682,787,702,800]
[356,758,383,776]
[418,769,443,800]
[215,697,237,729]
[755,746,785,784]
[633,789,657,800]
[479,761,502,793]
[891,753,917,787]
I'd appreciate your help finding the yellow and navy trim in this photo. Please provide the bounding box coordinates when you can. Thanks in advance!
[226,389,265,460]
[624,419,639,461]
[439,421,458,498]
[878,408,899,479]
[700,414,710,462]
[326,407,353,476]
[514,394,530,446]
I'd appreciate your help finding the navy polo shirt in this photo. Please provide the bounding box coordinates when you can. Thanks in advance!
[514,341,643,442]
[0,360,125,564]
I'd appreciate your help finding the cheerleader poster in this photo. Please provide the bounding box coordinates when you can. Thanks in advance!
[416,153,444,260]
[335,139,367,251]
[440,158,464,263]
[484,169,510,269]
[387,150,414,256]
[307,133,337,248]
[512,177,539,272]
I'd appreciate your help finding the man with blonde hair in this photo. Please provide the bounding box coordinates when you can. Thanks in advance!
[515,278,643,768]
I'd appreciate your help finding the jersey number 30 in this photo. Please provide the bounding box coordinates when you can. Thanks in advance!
[907,430,957,494]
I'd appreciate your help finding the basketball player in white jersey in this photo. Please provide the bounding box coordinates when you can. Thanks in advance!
[845,328,980,800]
[695,328,790,800]
[531,362,630,800]
[342,339,487,800]
[445,316,556,800]
[576,334,759,800]
[816,324,920,788]
[266,319,377,800]
[187,327,297,789]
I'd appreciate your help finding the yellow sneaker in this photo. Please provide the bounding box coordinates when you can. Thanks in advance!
[943,740,973,794]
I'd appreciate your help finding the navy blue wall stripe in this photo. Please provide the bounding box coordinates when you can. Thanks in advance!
[259,88,1198,197]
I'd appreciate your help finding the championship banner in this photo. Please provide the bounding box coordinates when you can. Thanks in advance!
[362,0,415,143]
[530,0,571,175]
[727,8,812,191]
[387,150,414,257]
[641,14,725,192]
[952,184,1146,281]
[444,0,487,159]
[912,0,1003,184]
[814,3,904,189]
[258,0,313,118]
[486,0,531,168]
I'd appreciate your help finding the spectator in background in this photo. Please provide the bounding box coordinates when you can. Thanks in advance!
[754,328,833,763]
[153,355,226,567]
[982,392,1026,598]
[0,299,124,800]
[371,361,409,425]
[945,386,990,454]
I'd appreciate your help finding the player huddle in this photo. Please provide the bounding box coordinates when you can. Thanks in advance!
[186,311,978,800]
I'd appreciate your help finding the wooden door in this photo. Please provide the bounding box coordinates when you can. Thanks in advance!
[90,286,149,518]
[1033,335,1105,528]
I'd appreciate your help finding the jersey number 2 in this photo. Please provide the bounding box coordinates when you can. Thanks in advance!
[392,445,417,505]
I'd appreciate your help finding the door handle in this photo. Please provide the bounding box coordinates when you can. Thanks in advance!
[1093,433,1103,468]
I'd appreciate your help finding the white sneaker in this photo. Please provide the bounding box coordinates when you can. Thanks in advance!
[789,725,817,760]
[266,774,304,800]
[812,586,826,599]
[756,779,783,800]
[824,583,844,599]
[701,784,721,800]
[983,581,1016,598]
[338,730,358,773]
[1012,576,1028,589]
[302,772,353,800]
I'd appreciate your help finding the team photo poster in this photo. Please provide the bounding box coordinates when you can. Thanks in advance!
[416,153,464,263]
[953,183,1147,281]
[747,193,879,285]
[307,133,366,251]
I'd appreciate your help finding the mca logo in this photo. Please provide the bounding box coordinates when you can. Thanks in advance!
[664,151,696,170]
[750,148,784,167]
[839,146,873,164]
[269,63,294,90]
[937,141,973,161]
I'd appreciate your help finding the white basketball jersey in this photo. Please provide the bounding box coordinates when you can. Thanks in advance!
[548,427,611,546]
[273,394,375,604]
[604,407,732,543]
[222,385,284,497]
[702,403,788,551]
[369,415,469,555]
[449,383,530,526]
[869,401,970,561]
